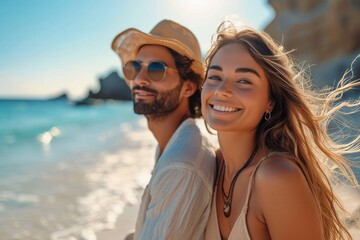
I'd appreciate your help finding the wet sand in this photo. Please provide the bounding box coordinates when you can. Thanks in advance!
[97,200,139,240]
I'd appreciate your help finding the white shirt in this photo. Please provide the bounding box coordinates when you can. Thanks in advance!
[134,118,216,240]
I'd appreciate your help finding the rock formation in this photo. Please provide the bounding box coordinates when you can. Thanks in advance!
[74,71,132,105]
[48,92,69,101]
[265,0,360,91]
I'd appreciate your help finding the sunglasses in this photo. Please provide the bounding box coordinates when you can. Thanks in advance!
[123,60,177,82]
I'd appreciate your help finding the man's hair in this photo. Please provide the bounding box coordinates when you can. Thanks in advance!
[168,48,202,118]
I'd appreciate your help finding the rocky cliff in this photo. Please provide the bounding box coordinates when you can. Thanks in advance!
[265,0,360,90]
[74,71,132,105]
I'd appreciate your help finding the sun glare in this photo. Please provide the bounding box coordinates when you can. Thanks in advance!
[171,0,221,17]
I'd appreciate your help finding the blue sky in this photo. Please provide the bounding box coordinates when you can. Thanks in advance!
[0,0,274,99]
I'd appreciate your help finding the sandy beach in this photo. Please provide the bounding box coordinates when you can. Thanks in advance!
[97,198,140,240]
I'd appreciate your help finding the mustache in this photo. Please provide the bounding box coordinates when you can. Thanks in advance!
[132,85,158,94]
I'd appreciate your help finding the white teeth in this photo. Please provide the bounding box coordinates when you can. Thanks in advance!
[213,105,239,112]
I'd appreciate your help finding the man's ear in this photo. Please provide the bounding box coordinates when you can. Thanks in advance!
[182,81,197,97]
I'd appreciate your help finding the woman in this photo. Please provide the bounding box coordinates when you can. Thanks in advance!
[202,22,360,240]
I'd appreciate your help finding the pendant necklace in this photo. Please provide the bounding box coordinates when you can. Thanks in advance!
[221,145,258,217]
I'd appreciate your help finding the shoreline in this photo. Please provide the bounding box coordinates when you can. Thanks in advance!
[97,198,140,240]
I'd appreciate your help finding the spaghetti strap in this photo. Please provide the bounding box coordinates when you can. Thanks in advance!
[243,152,282,206]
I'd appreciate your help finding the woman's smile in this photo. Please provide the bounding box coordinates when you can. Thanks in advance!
[209,103,241,113]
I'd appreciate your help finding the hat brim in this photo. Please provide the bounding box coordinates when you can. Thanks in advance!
[111,28,205,81]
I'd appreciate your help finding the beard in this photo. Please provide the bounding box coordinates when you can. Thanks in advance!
[132,83,183,119]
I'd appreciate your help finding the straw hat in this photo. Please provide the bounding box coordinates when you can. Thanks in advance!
[111,19,205,79]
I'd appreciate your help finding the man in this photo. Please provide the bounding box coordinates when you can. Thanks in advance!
[112,20,216,240]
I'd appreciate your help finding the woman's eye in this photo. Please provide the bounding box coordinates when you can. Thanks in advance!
[207,75,221,81]
[237,79,251,84]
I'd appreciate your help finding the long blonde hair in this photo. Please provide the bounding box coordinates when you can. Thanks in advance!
[204,21,360,240]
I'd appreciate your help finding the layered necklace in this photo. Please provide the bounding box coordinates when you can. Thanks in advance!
[221,145,259,217]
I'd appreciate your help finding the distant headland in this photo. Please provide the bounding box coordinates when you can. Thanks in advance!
[47,71,132,105]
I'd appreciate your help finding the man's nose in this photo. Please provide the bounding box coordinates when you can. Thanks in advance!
[134,67,150,86]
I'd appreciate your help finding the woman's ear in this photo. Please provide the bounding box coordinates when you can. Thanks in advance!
[182,81,197,97]
[267,100,275,113]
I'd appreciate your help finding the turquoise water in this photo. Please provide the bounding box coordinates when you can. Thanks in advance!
[0,99,137,178]
[0,99,156,240]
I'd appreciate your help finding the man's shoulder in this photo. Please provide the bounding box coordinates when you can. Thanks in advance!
[161,134,215,165]
[154,118,216,177]
[166,122,215,161]
[174,118,213,148]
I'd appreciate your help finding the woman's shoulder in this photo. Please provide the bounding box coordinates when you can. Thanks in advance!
[257,153,301,173]
[251,153,323,238]
[254,153,309,193]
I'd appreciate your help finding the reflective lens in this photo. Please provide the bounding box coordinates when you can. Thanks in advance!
[147,61,167,81]
[122,61,169,82]
[123,61,141,80]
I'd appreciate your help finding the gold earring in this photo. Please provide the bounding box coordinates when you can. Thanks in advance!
[264,111,271,121]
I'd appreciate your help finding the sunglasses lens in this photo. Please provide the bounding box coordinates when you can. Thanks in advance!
[123,61,141,80]
[147,62,166,81]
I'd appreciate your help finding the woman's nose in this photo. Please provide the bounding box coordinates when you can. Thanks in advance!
[215,80,232,97]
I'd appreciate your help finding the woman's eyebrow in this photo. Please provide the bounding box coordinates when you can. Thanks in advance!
[208,65,222,71]
[208,65,260,78]
[235,67,260,77]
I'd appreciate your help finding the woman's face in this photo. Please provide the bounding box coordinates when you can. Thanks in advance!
[201,43,273,132]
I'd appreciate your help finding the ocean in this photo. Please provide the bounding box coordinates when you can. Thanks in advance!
[0,99,359,240]
[0,99,156,240]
